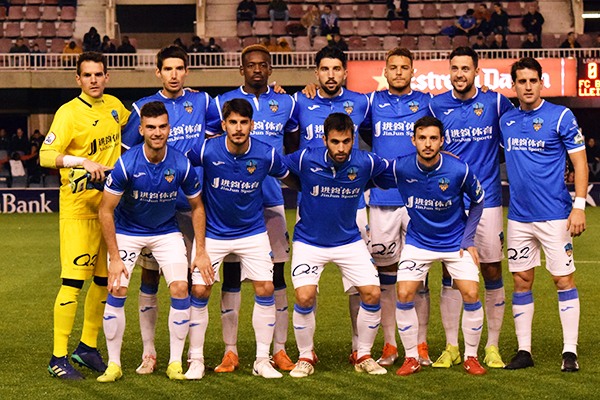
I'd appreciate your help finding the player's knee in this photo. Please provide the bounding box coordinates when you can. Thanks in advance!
[62,278,84,289]
[358,285,381,304]
[191,284,211,299]
[273,262,286,288]
[294,288,316,308]
[460,287,479,303]
[141,267,161,286]
[169,280,188,298]
[254,281,274,297]
[93,276,108,287]
[481,262,502,281]
[553,274,575,291]
[397,285,416,303]
[222,262,242,289]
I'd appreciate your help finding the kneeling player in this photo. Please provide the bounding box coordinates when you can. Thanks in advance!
[375,116,487,376]
[97,101,207,382]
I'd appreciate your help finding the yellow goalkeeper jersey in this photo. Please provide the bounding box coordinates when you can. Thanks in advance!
[41,92,130,219]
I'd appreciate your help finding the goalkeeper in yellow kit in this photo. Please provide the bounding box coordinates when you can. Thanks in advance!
[40,52,130,379]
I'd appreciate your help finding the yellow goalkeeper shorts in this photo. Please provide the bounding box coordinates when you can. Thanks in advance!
[59,218,108,280]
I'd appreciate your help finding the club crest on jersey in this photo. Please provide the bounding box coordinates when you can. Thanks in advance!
[473,102,484,116]
[269,99,279,112]
[343,101,354,114]
[111,110,119,123]
[438,177,449,191]
[183,101,193,114]
[164,168,175,183]
[408,100,419,112]
[564,243,573,257]
[348,167,358,181]
[533,117,544,131]
[246,159,257,174]
[574,129,584,145]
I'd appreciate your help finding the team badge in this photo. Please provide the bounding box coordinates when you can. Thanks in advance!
[269,99,279,112]
[343,101,354,114]
[574,129,584,145]
[473,102,484,116]
[564,243,573,257]
[438,177,449,191]
[348,167,358,181]
[475,179,482,197]
[246,159,257,174]
[111,110,119,123]
[183,101,193,114]
[44,132,56,145]
[408,100,419,112]
[533,117,544,131]
[164,168,175,183]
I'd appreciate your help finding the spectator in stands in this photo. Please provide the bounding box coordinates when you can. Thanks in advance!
[173,38,188,52]
[237,0,257,27]
[456,9,477,36]
[268,0,289,25]
[101,35,116,53]
[11,128,30,155]
[25,129,44,183]
[8,152,26,184]
[83,27,102,52]
[301,5,321,38]
[62,41,82,67]
[521,4,544,41]
[206,37,222,53]
[328,33,348,51]
[560,32,581,48]
[277,37,291,52]
[260,37,279,52]
[188,36,205,53]
[521,32,541,57]
[472,33,488,49]
[118,36,136,53]
[10,37,29,54]
[30,129,44,150]
[489,33,507,49]
[474,4,492,36]
[586,138,600,181]
[0,129,9,152]
[320,5,339,36]
[396,0,410,28]
[490,2,509,38]
[30,43,45,67]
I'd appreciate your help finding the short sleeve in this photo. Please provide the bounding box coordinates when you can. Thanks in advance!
[181,160,201,198]
[283,95,298,132]
[371,159,396,190]
[104,157,128,195]
[187,139,206,168]
[557,108,585,153]
[205,95,222,136]
[283,149,302,176]
[498,93,515,117]
[268,148,289,179]
[462,164,485,204]
[121,102,142,149]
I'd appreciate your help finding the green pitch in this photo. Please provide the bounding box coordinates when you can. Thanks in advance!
[0,208,599,399]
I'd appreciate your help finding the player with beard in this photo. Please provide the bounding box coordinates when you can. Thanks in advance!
[428,46,514,369]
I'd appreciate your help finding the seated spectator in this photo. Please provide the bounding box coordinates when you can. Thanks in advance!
[328,33,348,51]
[490,2,509,38]
[260,37,279,52]
[9,152,26,181]
[11,128,30,155]
[24,130,44,183]
[268,0,289,25]
[117,36,136,53]
[559,32,581,48]
[10,37,30,53]
[62,41,82,67]
[320,5,339,36]
[277,37,291,52]
[30,129,44,150]
[522,4,544,40]
[30,43,45,67]
[489,33,507,49]
[237,0,257,26]
[173,38,188,52]
[0,129,9,151]
[301,5,321,38]
[474,4,492,36]
[456,9,477,36]
[101,35,116,53]
[205,37,222,53]
[188,36,205,53]
[83,27,102,52]
[521,32,541,57]
[472,33,488,49]
[397,0,410,27]
[587,138,600,180]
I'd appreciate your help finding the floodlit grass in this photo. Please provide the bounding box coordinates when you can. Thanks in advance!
[0,208,599,399]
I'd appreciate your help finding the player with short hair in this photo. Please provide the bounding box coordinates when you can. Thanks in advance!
[286,112,388,378]
[120,45,219,374]
[97,101,206,382]
[375,116,487,376]
[428,46,514,369]
[205,45,298,372]
[41,52,130,380]
[185,98,300,380]
[501,58,587,372]
[362,47,434,366]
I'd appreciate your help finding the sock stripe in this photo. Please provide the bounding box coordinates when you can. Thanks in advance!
[171,296,191,310]
[222,286,241,293]
[140,282,159,295]
[396,301,415,311]
[558,288,579,302]
[106,294,126,308]
[255,294,275,306]
[484,278,504,290]
[360,301,381,312]
[513,291,534,305]
[463,300,482,312]
[294,303,314,314]
[442,277,452,287]
[191,295,209,308]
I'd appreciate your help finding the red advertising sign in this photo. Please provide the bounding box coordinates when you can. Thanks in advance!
[347,58,576,97]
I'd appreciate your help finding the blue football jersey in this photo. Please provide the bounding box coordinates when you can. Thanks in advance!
[365,90,433,206]
[429,89,513,208]
[105,144,201,236]
[376,153,484,252]
[207,86,297,207]
[187,135,289,240]
[285,147,388,248]
[500,100,585,222]
[120,90,220,210]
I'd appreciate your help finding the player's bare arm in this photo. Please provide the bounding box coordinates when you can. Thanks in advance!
[188,194,213,284]
[567,149,588,236]
[98,190,129,293]
[280,171,301,192]
[461,246,480,267]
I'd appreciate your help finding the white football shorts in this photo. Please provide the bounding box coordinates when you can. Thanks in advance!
[369,205,409,267]
[472,206,504,264]
[398,244,480,283]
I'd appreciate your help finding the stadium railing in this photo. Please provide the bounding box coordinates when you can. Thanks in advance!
[0,49,597,70]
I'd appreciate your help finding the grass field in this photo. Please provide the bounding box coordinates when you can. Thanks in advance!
[0,208,599,400]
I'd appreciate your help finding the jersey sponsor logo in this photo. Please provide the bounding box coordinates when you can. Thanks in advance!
[406,195,452,210]
[183,101,193,114]
[111,110,119,123]
[73,253,97,267]
[310,184,361,198]
[533,117,544,131]
[212,161,225,166]
[505,137,546,152]
[444,109,454,115]
[93,120,99,126]
[164,168,175,183]
[408,100,419,112]
[564,243,573,257]
[446,125,493,144]
[473,102,484,116]
[308,105,320,110]
[88,139,98,155]
[132,190,139,199]
[211,177,220,188]
[378,103,391,108]
[438,177,449,191]
[348,167,358,181]
[211,176,260,193]
[310,185,319,196]
[574,129,584,145]
[246,159,257,174]
[269,99,279,112]
[44,132,56,145]
[343,101,354,114]
[506,120,516,126]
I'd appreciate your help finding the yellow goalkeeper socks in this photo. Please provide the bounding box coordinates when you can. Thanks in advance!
[53,285,80,357]
[81,281,107,348]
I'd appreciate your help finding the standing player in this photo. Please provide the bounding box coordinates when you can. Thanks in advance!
[205,45,298,372]
[120,45,219,374]
[97,101,206,382]
[375,116,487,376]
[362,47,434,366]
[429,46,514,368]
[41,52,130,379]
[501,58,586,372]
[185,99,300,379]
[286,113,388,378]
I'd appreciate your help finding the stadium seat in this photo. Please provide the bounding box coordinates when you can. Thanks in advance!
[509,18,526,34]
[440,19,454,30]
[439,4,455,18]
[506,34,523,48]
[4,22,21,37]
[435,35,452,50]
[356,20,372,36]
[32,37,47,52]
[60,6,76,21]
[12,176,27,188]
[280,35,295,50]
[452,35,469,48]
[24,5,40,20]
[408,4,422,19]
[372,20,389,35]
[289,5,304,19]
[23,22,39,37]
[272,21,287,36]
[0,7,6,20]
[347,36,364,50]
[44,0,59,4]
[418,36,435,50]
[400,36,417,50]
[237,21,253,37]
[0,38,12,53]
[295,36,311,51]
[254,21,271,36]
[382,35,399,50]
[356,4,371,19]
[242,36,259,47]
[11,0,26,4]
[506,2,522,17]
[41,6,58,20]
[422,4,438,19]
[27,0,43,4]
[312,35,328,51]
[256,4,269,19]
[49,37,65,52]
[339,0,354,4]
[338,20,354,36]
[338,5,355,19]
[455,3,469,17]
[405,20,423,35]
[0,24,3,37]
[423,20,439,35]
[56,22,73,38]
[372,4,388,19]
[365,36,381,50]
[41,21,56,37]
[8,6,25,20]
[578,34,593,48]
[222,37,241,52]
[390,20,405,35]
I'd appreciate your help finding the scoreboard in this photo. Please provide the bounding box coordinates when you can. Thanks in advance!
[578,59,600,97]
